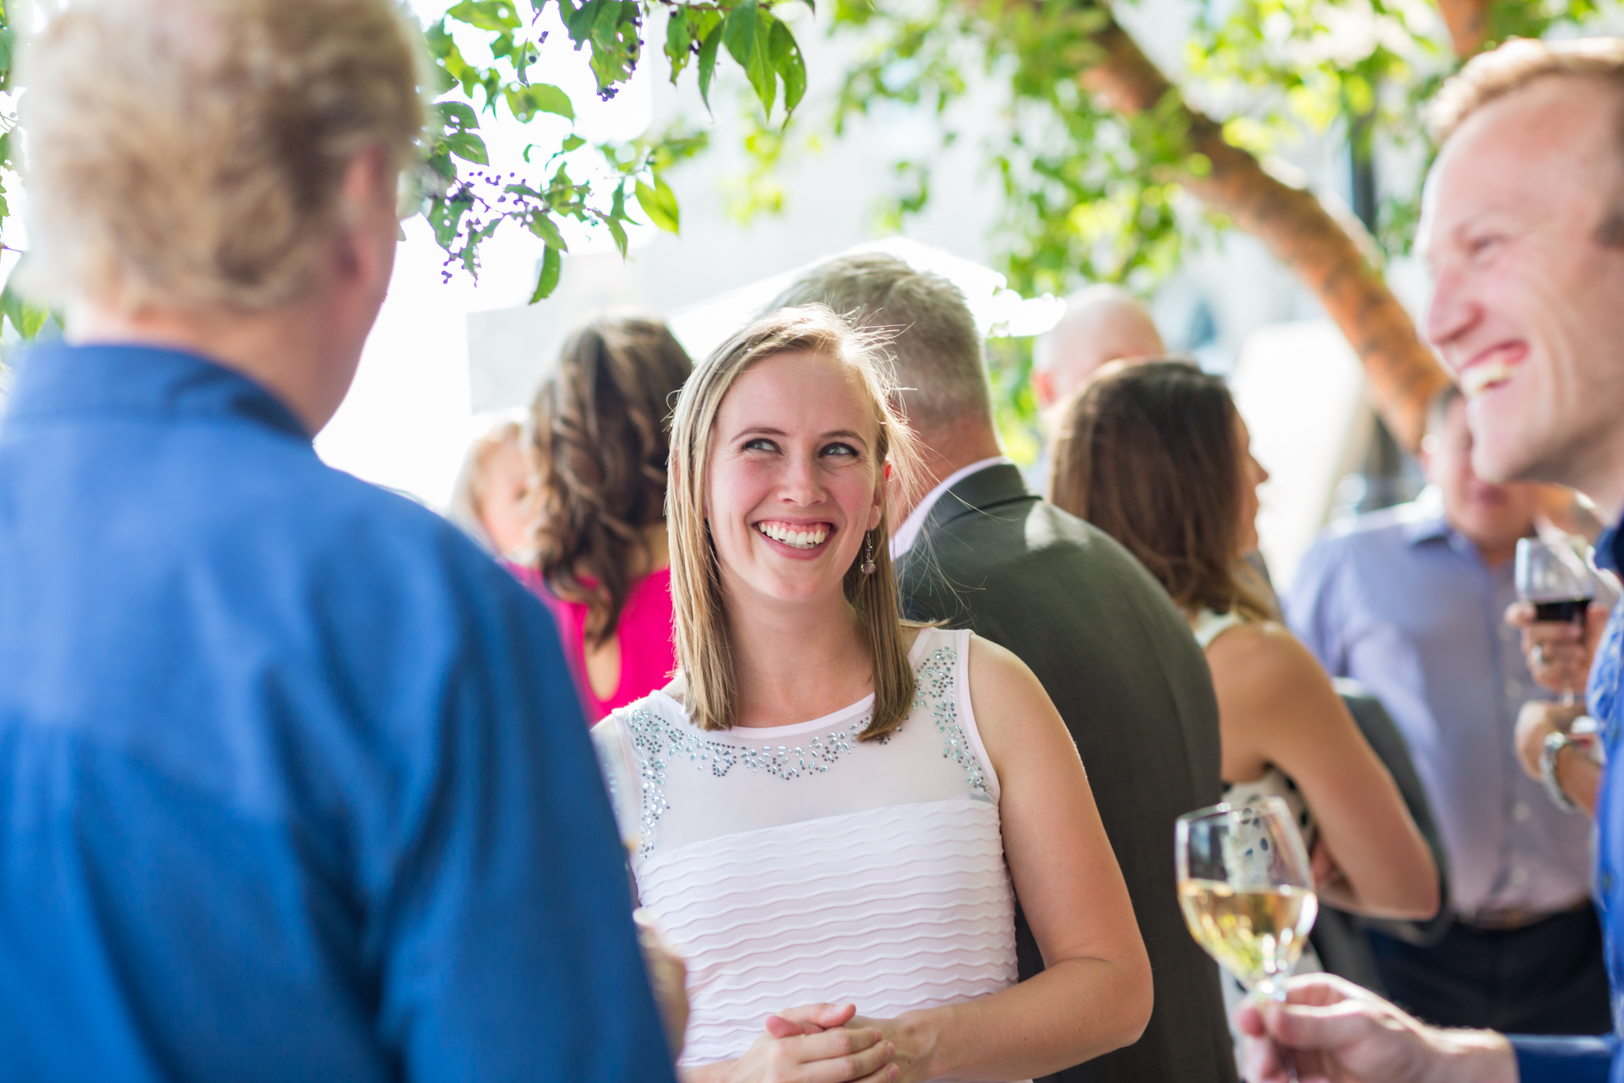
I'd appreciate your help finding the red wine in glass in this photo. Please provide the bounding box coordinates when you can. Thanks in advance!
[1516,537,1597,705]
[1533,598,1593,624]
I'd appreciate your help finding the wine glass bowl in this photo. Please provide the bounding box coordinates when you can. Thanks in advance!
[1516,537,1595,613]
[1176,797,1318,1002]
[1515,537,1596,706]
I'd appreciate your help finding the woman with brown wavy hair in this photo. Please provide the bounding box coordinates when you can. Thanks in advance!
[1048,359,1438,1040]
[521,315,693,720]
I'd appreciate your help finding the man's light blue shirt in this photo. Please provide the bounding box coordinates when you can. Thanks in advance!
[0,343,677,1082]
[1511,520,1624,1082]
[1286,496,1591,919]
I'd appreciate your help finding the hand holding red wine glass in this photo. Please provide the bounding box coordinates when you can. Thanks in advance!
[1515,537,1596,707]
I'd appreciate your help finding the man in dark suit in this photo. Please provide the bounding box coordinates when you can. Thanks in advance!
[770,254,1236,1083]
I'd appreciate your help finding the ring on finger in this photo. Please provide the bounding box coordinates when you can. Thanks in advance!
[1533,644,1549,667]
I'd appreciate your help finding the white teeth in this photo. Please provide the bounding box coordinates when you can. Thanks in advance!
[1461,357,1517,398]
[755,522,829,549]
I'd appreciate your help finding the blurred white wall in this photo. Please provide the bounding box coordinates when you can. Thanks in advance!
[1231,320,1374,588]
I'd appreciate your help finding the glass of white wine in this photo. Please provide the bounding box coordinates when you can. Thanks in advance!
[1178,798,1319,1075]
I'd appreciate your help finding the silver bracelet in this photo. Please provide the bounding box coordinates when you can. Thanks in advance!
[1541,731,1581,813]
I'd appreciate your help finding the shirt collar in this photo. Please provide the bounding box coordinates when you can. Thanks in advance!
[890,455,1012,559]
[1398,488,1454,547]
[1600,521,1623,575]
[4,341,309,440]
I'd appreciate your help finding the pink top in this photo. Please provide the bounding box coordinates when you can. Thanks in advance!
[508,563,676,722]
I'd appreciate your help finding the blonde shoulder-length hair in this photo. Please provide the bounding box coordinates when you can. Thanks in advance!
[667,304,923,738]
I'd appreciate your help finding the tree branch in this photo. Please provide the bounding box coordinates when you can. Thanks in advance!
[1437,0,1492,58]
[1076,13,1451,450]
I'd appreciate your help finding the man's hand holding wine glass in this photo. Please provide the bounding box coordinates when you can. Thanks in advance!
[1506,599,1612,703]
[1235,974,1517,1083]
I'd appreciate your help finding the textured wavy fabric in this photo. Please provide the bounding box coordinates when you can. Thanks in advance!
[594,628,1021,1071]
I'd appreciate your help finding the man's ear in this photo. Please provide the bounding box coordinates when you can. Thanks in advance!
[341,144,393,216]
[331,145,396,283]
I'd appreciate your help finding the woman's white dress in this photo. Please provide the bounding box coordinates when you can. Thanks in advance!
[592,627,1021,1072]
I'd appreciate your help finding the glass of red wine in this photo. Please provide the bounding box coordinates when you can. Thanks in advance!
[1515,537,1595,706]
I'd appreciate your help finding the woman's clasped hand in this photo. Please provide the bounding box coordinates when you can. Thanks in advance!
[691,1003,900,1083]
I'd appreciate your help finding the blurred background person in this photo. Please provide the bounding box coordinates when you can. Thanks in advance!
[1031,285,1166,410]
[447,408,534,559]
[1049,360,1438,1059]
[773,255,1237,1083]
[1287,384,1610,1035]
[0,0,678,1079]
[518,316,691,721]
[1028,284,1167,506]
[594,305,1151,1082]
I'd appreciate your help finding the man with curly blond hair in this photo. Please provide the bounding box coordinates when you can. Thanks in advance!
[0,2,678,1080]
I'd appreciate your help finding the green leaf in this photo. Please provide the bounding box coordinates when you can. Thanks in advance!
[605,216,629,257]
[506,82,575,122]
[444,130,489,164]
[446,0,521,32]
[635,175,680,233]
[426,147,458,181]
[428,194,471,249]
[529,83,575,120]
[528,211,569,249]
[590,0,623,55]
[561,134,586,151]
[606,185,629,256]
[436,100,480,132]
[531,245,562,302]
[426,22,479,98]
[723,0,777,118]
[770,20,806,117]
[665,10,692,80]
[697,23,723,110]
[1,282,49,341]
[558,0,598,45]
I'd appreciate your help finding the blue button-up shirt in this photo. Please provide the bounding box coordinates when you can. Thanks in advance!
[0,344,676,1082]
[1512,520,1624,1082]
[1286,497,1591,917]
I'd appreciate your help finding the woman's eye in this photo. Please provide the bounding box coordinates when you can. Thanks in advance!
[1469,234,1503,257]
[743,438,778,453]
[821,443,859,459]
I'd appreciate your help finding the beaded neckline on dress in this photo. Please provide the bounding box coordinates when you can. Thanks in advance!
[611,629,991,856]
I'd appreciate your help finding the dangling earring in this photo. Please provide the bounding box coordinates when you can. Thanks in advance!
[860,530,876,575]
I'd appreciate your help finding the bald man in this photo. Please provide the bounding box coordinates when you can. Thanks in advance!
[1033,285,1166,409]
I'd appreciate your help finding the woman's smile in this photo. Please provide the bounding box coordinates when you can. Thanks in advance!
[753,519,833,552]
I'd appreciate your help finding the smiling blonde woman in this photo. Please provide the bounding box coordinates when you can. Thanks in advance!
[592,305,1152,1083]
